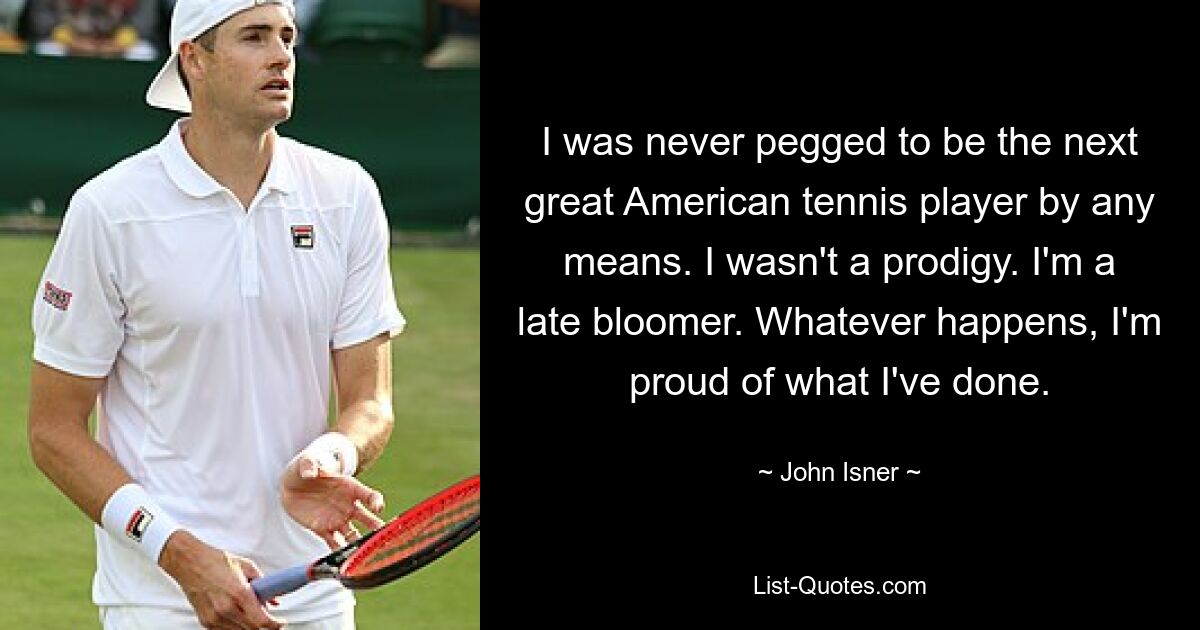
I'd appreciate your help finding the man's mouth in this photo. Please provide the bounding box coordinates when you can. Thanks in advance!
[262,78,291,92]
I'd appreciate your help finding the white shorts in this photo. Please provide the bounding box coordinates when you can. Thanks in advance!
[99,606,354,629]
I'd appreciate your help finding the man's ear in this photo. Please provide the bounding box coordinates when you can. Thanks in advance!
[179,40,206,88]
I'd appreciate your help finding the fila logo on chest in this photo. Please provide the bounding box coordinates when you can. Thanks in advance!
[291,224,315,249]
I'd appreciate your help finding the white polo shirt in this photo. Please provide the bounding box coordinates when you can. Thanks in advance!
[32,119,405,621]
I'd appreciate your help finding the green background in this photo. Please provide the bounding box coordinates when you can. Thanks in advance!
[0,54,480,231]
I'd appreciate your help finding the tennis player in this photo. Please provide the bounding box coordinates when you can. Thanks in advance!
[27,0,405,628]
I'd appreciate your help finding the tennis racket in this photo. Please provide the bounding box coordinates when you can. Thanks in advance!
[251,474,480,601]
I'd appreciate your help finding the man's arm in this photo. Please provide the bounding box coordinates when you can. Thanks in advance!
[27,363,283,629]
[27,362,129,522]
[280,333,393,547]
[331,332,395,471]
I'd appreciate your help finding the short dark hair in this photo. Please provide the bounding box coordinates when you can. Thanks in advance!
[177,26,219,96]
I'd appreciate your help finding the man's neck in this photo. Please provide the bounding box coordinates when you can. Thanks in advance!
[181,114,276,211]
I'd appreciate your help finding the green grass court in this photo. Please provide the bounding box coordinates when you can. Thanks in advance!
[0,235,479,628]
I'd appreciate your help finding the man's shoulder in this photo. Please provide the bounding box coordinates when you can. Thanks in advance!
[76,145,166,207]
[278,136,368,182]
[276,136,382,209]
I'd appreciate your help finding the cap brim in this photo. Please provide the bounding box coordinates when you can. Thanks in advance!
[146,51,191,113]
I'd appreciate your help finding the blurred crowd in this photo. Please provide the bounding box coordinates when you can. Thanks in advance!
[0,0,478,67]
[424,0,477,69]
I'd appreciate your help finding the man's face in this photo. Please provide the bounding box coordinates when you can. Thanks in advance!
[196,5,297,126]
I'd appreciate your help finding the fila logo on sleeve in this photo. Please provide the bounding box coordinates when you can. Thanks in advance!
[291,225,315,249]
[125,508,153,543]
[43,281,72,311]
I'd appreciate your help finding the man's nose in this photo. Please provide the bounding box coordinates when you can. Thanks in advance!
[268,36,293,69]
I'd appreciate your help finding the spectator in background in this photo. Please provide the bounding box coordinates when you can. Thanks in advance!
[425,0,478,69]
[0,0,27,53]
[29,0,158,60]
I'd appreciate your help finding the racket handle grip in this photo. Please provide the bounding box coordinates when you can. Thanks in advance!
[251,564,312,601]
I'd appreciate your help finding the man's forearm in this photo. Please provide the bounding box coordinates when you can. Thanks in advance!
[334,398,394,472]
[330,334,396,473]
[29,416,132,524]
[28,363,131,524]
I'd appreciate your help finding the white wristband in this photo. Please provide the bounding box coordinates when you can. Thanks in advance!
[100,483,182,565]
[304,432,359,476]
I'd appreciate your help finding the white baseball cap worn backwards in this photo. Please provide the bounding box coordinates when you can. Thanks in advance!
[146,0,296,113]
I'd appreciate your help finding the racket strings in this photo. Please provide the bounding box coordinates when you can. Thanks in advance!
[341,481,480,579]
[358,499,479,570]
[375,497,479,553]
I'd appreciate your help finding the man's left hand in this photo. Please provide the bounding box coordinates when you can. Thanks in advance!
[281,456,386,549]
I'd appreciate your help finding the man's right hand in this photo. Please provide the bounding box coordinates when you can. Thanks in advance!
[159,530,285,629]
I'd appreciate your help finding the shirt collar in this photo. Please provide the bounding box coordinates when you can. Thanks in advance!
[159,118,297,199]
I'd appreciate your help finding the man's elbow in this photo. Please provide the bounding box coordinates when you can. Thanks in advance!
[27,412,87,476]
[375,399,396,438]
[27,418,59,475]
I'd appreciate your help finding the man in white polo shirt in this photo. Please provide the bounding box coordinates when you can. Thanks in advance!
[27,1,405,628]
